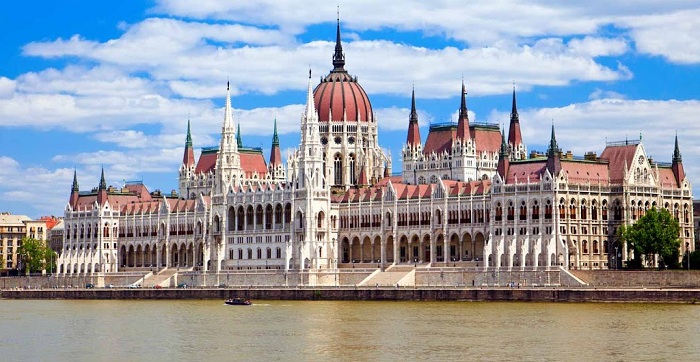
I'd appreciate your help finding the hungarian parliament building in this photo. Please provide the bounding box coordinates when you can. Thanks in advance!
[57,22,694,278]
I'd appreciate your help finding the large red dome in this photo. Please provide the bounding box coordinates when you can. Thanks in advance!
[312,21,373,123]
[314,71,373,123]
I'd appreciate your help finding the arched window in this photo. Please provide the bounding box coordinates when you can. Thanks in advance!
[334,154,343,185]
[285,203,292,224]
[349,154,356,184]
[227,206,235,231]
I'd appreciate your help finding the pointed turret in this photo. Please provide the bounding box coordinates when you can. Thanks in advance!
[97,167,108,206]
[269,118,282,167]
[69,169,80,208]
[546,125,561,176]
[182,119,195,167]
[72,169,79,192]
[298,69,323,189]
[99,168,107,190]
[406,86,421,147]
[497,130,510,182]
[456,81,470,141]
[217,81,241,192]
[672,134,685,187]
[304,69,317,119]
[224,81,234,130]
[357,163,369,188]
[332,15,345,71]
[507,86,523,159]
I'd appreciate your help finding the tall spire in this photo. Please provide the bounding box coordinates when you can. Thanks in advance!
[69,169,80,208]
[671,133,685,187]
[510,85,519,122]
[546,124,559,157]
[270,117,282,167]
[182,119,195,166]
[507,85,523,158]
[332,11,345,71]
[97,167,108,206]
[459,81,468,118]
[545,124,561,176]
[224,81,234,130]
[457,80,470,141]
[236,122,243,148]
[71,169,79,192]
[272,117,279,146]
[99,167,107,190]
[499,128,510,157]
[185,119,193,147]
[406,85,421,147]
[305,69,317,118]
[497,129,510,180]
[673,133,682,162]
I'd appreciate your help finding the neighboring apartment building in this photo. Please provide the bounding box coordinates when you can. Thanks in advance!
[0,213,59,271]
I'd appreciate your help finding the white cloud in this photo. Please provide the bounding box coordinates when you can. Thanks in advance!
[0,77,16,99]
[375,107,432,131]
[152,1,700,64]
[588,89,626,100]
[625,9,700,64]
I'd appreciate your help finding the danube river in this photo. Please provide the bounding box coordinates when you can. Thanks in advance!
[2,299,699,361]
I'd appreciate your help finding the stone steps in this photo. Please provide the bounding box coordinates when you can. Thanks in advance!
[143,269,178,288]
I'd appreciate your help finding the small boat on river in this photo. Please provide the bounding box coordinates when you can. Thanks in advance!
[225,297,252,306]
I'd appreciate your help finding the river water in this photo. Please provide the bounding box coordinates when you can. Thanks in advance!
[2,299,699,361]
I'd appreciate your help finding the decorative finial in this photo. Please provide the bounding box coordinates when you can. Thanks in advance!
[309,68,312,79]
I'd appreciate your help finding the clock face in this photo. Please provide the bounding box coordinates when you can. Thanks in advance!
[638,155,645,165]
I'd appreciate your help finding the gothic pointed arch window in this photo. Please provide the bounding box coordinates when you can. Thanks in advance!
[349,153,356,184]
[334,154,343,185]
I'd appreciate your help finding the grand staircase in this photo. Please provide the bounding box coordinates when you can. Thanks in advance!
[142,268,178,288]
[358,265,416,287]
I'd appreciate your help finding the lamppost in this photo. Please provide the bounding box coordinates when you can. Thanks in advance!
[333,259,337,287]
[687,242,691,271]
[614,246,618,270]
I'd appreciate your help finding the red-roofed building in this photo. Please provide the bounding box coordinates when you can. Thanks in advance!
[58,19,694,284]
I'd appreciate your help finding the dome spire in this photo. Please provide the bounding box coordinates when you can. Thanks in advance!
[332,8,345,71]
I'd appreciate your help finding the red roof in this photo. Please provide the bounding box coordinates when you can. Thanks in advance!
[600,144,637,183]
[471,127,501,154]
[658,167,679,188]
[240,151,268,178]
[561,161,610,185]
[504,161,547,184]
[195,151,218,174]
[424,127,456,155]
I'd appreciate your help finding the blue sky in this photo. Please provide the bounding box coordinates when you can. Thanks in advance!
[1,1,700,218]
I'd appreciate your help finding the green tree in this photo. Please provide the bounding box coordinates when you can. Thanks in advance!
[620,207,680,269]
[16,237,55,275]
